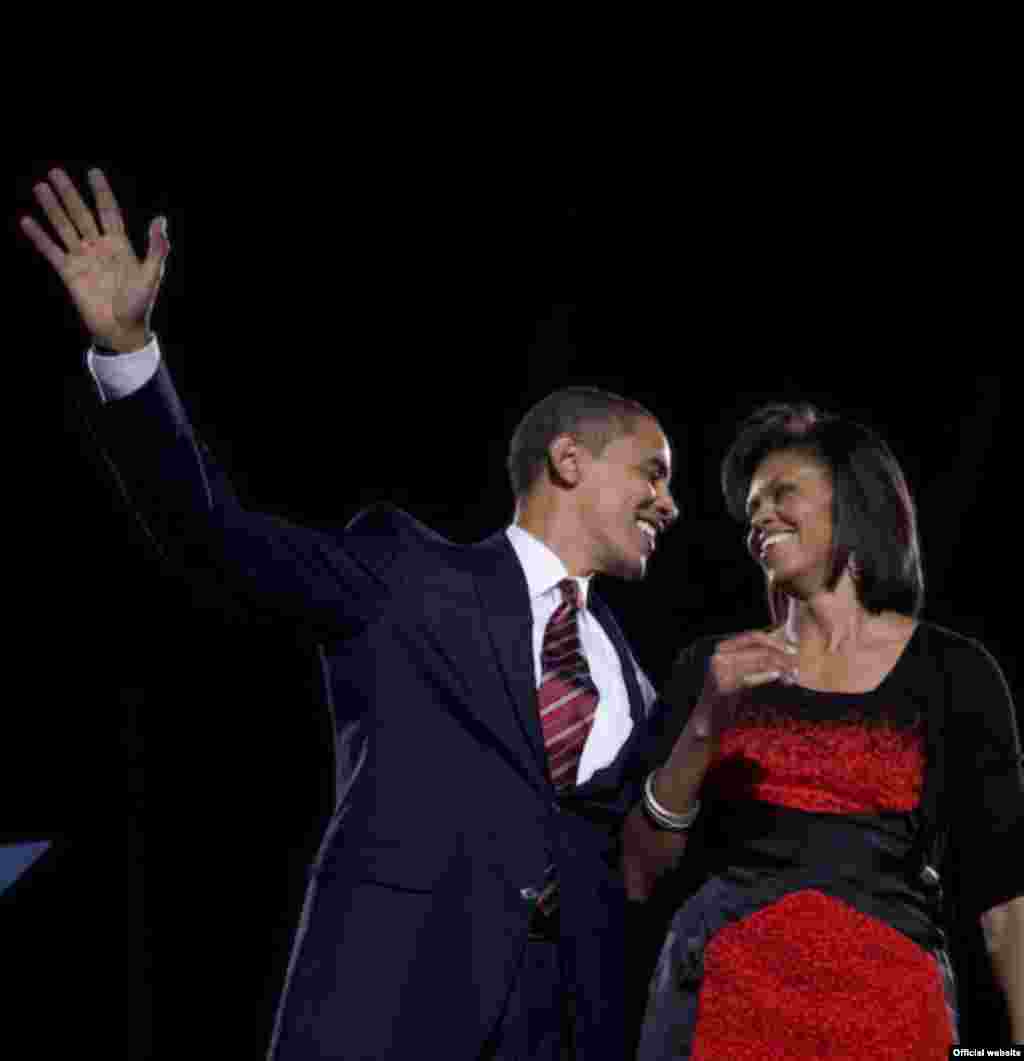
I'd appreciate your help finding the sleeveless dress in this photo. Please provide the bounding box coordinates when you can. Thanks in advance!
[637,622,1024,1061]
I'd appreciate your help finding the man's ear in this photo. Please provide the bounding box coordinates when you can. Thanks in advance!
[547,434,585,488]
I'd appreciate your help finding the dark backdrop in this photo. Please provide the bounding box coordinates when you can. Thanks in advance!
[11,159,1018,1055]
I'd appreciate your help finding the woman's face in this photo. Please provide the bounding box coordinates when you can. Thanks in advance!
[745,449,836,596]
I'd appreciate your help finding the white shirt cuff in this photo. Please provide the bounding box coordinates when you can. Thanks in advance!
[87,337,162,403]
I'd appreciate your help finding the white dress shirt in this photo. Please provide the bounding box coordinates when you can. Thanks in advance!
[88,342,657,785]
[505,523,655,785]
[88,338,161,402]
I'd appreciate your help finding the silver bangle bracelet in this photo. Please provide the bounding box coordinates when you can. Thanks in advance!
[642,770,700,831]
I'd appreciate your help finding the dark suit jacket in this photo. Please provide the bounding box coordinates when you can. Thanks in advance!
[85,363,669,1059]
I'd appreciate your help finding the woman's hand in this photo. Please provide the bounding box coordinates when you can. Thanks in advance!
[622,631,800,900]
[20,168,170,353]
[645,631,800,828]
[688,630,799,740]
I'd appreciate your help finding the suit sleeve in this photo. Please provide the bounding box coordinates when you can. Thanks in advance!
[78,361,388,638]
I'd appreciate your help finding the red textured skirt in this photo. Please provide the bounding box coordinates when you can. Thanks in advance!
[636,862,956,1060]
[692,887,953,1060]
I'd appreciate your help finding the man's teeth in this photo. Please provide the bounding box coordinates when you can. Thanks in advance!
[762,531,795,548]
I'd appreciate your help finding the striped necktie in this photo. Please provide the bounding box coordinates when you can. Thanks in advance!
[538,578,599,790]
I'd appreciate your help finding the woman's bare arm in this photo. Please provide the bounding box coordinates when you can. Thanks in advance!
[980,894,1024,1041]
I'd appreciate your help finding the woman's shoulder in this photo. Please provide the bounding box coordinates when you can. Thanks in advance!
[912,618,999,663]
[908,620,1014,702]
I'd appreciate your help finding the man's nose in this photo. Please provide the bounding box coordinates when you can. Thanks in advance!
[656,490,680,526]
[749,497,778,529]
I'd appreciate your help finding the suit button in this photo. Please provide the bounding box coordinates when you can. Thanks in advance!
[520,887,540,902]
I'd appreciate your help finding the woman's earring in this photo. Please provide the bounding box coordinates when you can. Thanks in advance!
[848,553,861,581]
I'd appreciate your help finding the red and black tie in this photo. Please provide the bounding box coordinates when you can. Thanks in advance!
[537,578,599,790]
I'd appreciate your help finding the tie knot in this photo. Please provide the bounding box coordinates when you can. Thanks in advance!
[558,578,581,612]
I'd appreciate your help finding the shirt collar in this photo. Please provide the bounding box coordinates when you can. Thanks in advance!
[506,524,591,609]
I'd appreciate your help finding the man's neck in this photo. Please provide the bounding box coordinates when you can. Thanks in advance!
[513,502,595,578]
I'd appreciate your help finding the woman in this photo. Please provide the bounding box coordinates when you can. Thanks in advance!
[624,403,1024,1059]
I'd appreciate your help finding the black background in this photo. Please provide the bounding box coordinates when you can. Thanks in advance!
[11,156,1020,1055]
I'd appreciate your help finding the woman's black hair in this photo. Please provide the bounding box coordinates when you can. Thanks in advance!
[721,402,924,622]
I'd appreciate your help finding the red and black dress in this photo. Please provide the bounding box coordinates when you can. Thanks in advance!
[636,621,1024,1061]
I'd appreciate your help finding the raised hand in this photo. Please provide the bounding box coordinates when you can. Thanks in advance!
[689,630,799,739]
[20,168,171,353]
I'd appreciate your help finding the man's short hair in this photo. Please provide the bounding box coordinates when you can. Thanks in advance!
[508,387,657,498]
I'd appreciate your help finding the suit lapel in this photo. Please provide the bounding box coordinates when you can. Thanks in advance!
[565,588,648,811]
[588,590,646,723]
[470,531,551,789]
[467,537,649,801]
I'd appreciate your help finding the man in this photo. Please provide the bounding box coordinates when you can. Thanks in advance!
[27,168,681,1059]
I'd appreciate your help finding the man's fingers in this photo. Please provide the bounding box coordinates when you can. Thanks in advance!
[20,215,66,274]
[138,218,171,299]
[88,169,125,237]
[49,168,101,241]
[146,217,171,263]
[33,180,81,251]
